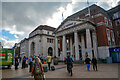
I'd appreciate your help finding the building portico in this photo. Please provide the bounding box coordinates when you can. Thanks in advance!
[55,19,98,61]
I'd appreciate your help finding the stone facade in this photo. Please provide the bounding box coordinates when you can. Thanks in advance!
[20,38,29,57]
[55,19,98,60]
[19,25,56,58]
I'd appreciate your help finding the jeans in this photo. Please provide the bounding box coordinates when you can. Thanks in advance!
[22,62,26,69]
[86,64,90,71]
[29,62,33,72]
[93,64,97,71]
[48,62,51,70]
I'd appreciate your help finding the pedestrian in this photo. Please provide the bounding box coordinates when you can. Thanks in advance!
[22,56,27,69]
[64,57,67,64]
[19,57,21,63]
[29,56,33,72]
[84,55,91,71]
[46,54,52,71]
[92,56,98,71]
[15,56,19,70]
[66,53,74,74]
[31,57,44,80]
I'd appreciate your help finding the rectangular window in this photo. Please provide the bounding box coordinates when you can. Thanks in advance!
[109,19,112,26]
[111,30,115,45]
[47,32,49,35]
[58,40,60,44]
[117,30,120,38]
[115,19,120,26]
[106,29,111,46]
[104,17,108,25]
[51,39,53,43]
[47,38,49,43]
[50,39,51,43]
[113,11,120,19]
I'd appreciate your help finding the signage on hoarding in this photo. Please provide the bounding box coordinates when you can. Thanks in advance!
[0,53,6,56]
[109,48,120,52]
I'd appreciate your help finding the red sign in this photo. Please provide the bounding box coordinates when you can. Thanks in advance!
[0,53,6,56]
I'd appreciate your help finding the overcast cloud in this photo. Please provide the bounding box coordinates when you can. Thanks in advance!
[0,0,119,48]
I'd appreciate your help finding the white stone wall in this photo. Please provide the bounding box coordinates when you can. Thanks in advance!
[41,35,55,57]
[42,30,53,35]
[28,35,42,57]
[20,39,29,57]
[29,30,42,38]
[28,34,55,57]
[98,46,110,59]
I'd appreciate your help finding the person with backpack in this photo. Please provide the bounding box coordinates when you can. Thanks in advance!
[66,53,74,76]
[29,56,33,72]
[32,57,44,80]
[22,56,27,69]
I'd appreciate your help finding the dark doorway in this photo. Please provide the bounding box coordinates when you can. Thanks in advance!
[92,50,94,57]
[79,45,82,60]
[58,48,60,56]
[31,42,35,56]
[48,47,53,56]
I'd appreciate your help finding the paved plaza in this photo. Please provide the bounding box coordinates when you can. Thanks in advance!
[0,63,119,79]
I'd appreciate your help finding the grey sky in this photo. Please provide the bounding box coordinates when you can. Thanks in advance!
[0,0,119,48]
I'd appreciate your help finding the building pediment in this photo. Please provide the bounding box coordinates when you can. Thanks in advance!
[54,19,87,33]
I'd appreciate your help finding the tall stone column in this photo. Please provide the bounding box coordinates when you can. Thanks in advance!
[70,37,73,56]
[92,32,98,58]
[74,31,79,61]
[86,29,92,59]
[55,37,58,57]
[81,34,85,60]
[62,35,66,60]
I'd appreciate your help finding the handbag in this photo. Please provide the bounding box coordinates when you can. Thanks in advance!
[43,74,46,80]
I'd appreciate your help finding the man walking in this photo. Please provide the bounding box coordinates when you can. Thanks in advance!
[15,56,19,70]
[85,55,91,71]
[92,56,98,71]
[22,56,27,69]
[29,56,33,72]
[46,54,52,70]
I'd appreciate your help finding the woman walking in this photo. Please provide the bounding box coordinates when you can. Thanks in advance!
[32,57,44,80]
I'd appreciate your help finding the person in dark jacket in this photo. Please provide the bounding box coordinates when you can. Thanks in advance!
[29,56,33,72]
[22,56,27,69]
[92,56,98,71]
[85,55,91,71]
[15,56,19,70]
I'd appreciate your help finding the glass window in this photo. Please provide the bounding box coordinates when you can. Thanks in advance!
[50,39,51,43]
[51,39,53,43]
[47,38,49,43]
[109,19,112,26]
[47,32,49,35]
[111,30,115,45]
[58,40,60,44]
[117,30,120,38]
[113,11,120,19]
[109,41,111,46]
[107,29,111,45]
[104,17,108,25]
[115,19,120,26]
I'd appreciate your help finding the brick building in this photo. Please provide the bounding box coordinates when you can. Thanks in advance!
[108,4,120,46]
[55,4,116,60]
[67,4,115,47]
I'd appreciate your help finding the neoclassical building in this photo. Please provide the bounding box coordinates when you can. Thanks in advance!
[20,25,56,57]
[54,19,98,61]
